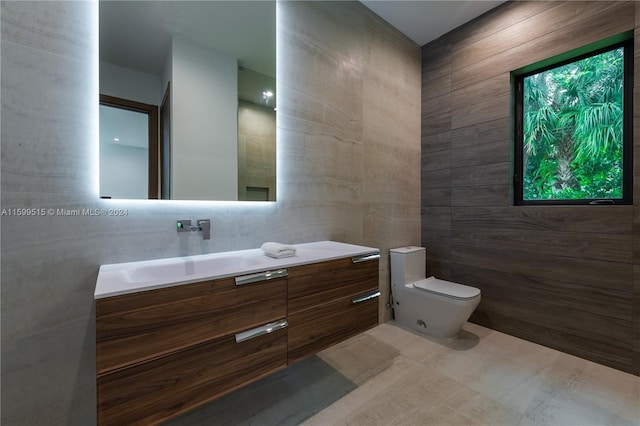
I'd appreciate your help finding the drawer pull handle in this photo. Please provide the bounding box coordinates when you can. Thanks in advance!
[235,269,288,286]
[351,253,380,263]
[351,290,381,304]
[235,319,288,343]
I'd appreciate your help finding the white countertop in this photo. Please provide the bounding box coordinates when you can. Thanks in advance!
[94,241,379,299]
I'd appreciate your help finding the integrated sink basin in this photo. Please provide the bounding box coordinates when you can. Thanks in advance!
[123,255,263,284]
[95,241,380,299]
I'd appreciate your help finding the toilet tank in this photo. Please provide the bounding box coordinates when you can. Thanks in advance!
[390,246,426,285]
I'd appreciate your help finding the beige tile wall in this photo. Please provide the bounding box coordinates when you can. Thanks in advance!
[0,1,421,423]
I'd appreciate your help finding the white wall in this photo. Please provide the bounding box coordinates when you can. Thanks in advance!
[0,2,421,424]
[170,37,238,200]
[99,61,162,105]
[100,142,148,199]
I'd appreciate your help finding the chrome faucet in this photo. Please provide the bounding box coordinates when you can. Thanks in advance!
[176,219,210,240]
[197,219,210,240]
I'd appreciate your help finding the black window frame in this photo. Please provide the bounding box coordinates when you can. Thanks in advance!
[513,37,633,206]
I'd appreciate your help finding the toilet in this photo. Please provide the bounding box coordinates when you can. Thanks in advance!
[390,246,481,338]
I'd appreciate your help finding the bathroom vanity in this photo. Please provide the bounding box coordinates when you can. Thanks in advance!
[94,241,379,425]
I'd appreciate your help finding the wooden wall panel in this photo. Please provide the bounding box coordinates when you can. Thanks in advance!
[421,101,451,136]
[453,206,634,234]
[470,309,633,372]
[421,167,452,190]
[451,94,510,129]
[475,293,631,348]
[635,206,640,262]
[422,148,450,173]
[421,187,451,207]
[451,227,634,263]
[451,2,635,91]
[454,265,632,321]
[449,1,557,52]
[422,38,452,82]
[451,163,510,187]
[452,245,633,291]
[635,120,640,203]
[451,74,509,107]
[451,140,509,167]
[421,1,639,375]
[634,5,640,377]
[450,117,509,150]
[421,131,452,152]
[451,184,511,207]
[635,259,640,375]
[424,75,452,100]
[452,2,625,71]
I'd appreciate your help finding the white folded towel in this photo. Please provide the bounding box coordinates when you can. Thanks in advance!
[261,242,297,259]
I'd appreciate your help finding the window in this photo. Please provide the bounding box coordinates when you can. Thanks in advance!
[514,39,633,205]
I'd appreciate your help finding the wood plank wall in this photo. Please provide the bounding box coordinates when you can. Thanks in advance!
[421,0,640,376]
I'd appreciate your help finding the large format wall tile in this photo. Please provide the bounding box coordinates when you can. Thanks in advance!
[421,0,639,376]
[1,0,95,62]
[1,40,95,196]
[0,1,420,424]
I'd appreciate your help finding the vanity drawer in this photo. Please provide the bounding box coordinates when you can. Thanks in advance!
[97,325,288,426]
[96,275,287,374]
[288,289,379,363]
[288,254,379,313]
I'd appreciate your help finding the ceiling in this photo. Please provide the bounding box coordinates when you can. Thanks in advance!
[361,0,506,46]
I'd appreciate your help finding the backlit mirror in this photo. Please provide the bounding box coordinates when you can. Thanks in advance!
[99,1,276,201]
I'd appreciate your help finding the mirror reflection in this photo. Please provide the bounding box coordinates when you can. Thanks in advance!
[99,1,276,201]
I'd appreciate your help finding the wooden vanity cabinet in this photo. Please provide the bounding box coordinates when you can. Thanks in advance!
[98,327,287,425]
[96,275,287,374]
[287,254,380,363]
[96,273,288,426]
[95,250,380,425]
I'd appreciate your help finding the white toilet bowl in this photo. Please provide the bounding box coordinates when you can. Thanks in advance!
[390,247,481,338]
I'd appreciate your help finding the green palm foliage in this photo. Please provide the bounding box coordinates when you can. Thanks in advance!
[522,47,624,200]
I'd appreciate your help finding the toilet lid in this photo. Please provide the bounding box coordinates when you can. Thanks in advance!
[413,276,480,300]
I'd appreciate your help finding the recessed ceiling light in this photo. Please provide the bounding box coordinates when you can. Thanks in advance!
[262,90,274,106]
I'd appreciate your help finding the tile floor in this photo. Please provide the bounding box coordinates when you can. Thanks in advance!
[168,321,640,426]
[308,322,640,426]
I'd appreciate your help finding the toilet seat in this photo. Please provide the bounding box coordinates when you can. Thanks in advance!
[412,276,480,301]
